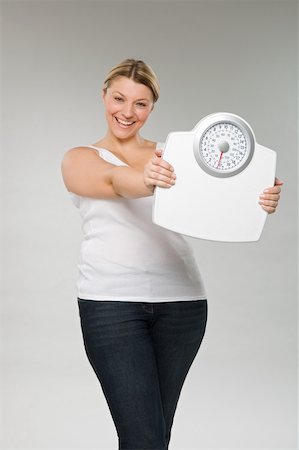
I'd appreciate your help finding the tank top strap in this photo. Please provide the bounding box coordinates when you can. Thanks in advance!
[82,145,101,153]
[83,146,126,165]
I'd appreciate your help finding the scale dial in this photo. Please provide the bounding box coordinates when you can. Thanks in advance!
[193,113,255,177]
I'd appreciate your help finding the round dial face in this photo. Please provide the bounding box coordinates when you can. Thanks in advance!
[193,113,255,178]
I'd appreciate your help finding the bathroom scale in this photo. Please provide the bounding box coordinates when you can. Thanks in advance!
[152,112,277,242]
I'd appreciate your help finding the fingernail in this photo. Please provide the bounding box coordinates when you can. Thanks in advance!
[263,189,270,193]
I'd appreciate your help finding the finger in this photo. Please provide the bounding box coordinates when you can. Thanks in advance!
[152,160,174,174]
[274,177,284,186]
[261,204,276,214]
[152,155,174,171]
[146,163,176,184]
[145,175,174,188]
[259,199,278,208]
[147,170,176,185]
[149,165,176,179]
[262,186,281,194]
[259,193,280,201]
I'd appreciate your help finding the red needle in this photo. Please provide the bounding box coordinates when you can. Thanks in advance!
[217,152,223,168]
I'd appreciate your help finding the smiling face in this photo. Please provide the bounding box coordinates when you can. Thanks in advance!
[102,76,154,140]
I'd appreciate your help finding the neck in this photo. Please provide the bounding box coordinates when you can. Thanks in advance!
[101,130,146,152]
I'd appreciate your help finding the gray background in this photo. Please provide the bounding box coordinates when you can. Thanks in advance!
[1,0,298,449]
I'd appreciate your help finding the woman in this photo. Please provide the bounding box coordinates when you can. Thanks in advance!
[61,59,282,450]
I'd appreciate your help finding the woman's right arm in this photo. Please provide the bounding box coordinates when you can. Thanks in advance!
[61,147,176,199]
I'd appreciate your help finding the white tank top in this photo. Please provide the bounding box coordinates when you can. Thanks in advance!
[69,143,207,302]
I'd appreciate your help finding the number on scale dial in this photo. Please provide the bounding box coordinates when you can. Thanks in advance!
[193,113,255,178]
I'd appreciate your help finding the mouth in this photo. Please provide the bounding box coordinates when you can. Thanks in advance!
[114,116,136,128]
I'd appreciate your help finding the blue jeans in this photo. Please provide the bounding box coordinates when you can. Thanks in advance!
[77,298,208,450]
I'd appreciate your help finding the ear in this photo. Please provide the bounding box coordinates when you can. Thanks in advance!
[101,88,107,102]
[150,102,155,112]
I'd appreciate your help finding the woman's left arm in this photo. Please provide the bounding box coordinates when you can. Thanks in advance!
[259,177,284,214]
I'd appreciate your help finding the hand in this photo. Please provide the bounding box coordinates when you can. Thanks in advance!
[143,149,176,192]
[259,177,284,214]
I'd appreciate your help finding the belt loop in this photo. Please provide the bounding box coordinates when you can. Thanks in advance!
[142,302,154,313]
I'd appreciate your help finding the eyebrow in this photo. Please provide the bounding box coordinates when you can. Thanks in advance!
[112,91,150,102]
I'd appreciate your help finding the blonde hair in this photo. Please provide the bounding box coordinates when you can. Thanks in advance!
[103,58,160,103]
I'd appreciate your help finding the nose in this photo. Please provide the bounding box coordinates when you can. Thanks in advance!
[122,102,134,119]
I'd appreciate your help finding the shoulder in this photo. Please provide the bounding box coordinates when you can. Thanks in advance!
[143,139,165,151]
[64,146,100,157]
[61,146,114,177]
[142,139,159,150]
[62,146,105,165]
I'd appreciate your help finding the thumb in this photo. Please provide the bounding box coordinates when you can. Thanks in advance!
[274,177,284,186]
[155,149,163,158]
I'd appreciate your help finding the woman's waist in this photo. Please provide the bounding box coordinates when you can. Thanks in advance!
[78,249,203,288]
[81,231,191,258]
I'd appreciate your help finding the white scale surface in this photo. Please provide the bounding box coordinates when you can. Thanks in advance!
[152,112,277,242]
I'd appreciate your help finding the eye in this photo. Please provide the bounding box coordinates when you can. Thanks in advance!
[136,102,147,108]
[114,96,124,102]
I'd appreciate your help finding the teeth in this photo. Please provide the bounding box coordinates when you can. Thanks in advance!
[116,117,134,126]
